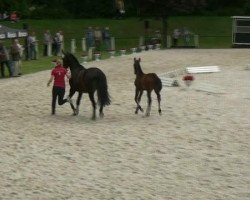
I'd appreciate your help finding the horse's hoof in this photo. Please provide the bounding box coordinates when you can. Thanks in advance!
[99,113,104,118]
[159,109,162,115]
[72,110,79,116]
[135,110,138,114]
[139,107,144,112]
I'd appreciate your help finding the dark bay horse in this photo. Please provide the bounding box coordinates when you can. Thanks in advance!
[133,58,162,116]
[62,52,111,120]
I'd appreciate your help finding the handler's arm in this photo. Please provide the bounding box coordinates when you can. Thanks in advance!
[47,75,53,87]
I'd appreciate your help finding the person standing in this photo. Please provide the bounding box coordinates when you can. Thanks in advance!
[47,58,70,115]
[86,27,94,49]
[43,30,52,56]
[9,39,22,77]
[115,0,125,19]
[10,11,18,23]
[94,27,102,51]
[58,30,64,54]
[172,28,180,47]
[28,32,37,60]
[102,27,111,50]
[183,27,191,46]
[0,42,12,77]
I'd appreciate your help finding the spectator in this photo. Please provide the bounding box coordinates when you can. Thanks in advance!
[43,30,52,56]
[94,27,102,51]
[172,28,180,47]
[47,58,71,115]
[151,30,161,45]
[10,11,18,23]
[183,27,191,46]
[0,42,12,78]
[102,27,111,50]
[52,32,62,56]
[27,32,37,60]
[57,31,64,56]
[115,0,125,19]
[86,27,94,49]
[9,39,22,77]
[3,12,9,21]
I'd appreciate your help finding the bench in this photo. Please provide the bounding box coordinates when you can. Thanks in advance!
[186,66,220,74]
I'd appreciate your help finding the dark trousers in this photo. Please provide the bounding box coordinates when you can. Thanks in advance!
[30,45,36,60]
[0,61,12,77]
[51,86,67,114]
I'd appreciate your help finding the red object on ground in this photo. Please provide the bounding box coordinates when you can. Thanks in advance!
[183,75,194,81]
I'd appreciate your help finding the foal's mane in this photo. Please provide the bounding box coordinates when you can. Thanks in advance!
[134,58,143,75]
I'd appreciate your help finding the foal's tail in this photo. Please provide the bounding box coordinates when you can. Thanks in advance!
[155,74,162,92]
[96,72,111,107]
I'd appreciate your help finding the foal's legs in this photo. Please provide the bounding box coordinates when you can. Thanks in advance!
[145,90,152,116]
[134,89,144,114]
[88,92,97,120]
[155,90,162,115]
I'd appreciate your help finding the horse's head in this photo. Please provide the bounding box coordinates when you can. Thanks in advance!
[62,51,71,69]
[62,51,82,70]
[133,57,141,75]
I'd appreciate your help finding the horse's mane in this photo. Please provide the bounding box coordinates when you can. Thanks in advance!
[65,52,85,69]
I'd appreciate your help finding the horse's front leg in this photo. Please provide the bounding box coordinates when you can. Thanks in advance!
[67,88,76,114]
[88,92,96,120]
[135,89,143,114]
[74,92,83,116]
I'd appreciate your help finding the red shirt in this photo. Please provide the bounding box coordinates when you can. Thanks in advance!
[51,65,67,88]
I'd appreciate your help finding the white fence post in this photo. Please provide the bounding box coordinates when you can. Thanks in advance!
[139,36,144,47]
[88,47,95,60]
[167,35,171,48]
[81,38,87,52]
[47,42,52,56]
[71,39,76,54]
[111,37,115,50]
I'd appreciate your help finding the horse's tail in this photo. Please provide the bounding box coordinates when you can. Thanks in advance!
[96,72,111,107]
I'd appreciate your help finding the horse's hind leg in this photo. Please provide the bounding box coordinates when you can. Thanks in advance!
[155,90,162,115]
[145,90,152,117]
[99,106,104,118]
[88,92,96,120]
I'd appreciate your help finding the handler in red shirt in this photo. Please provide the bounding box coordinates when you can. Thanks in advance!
[47,58,70,115]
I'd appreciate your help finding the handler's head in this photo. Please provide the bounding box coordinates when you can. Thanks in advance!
[52,58,62,65]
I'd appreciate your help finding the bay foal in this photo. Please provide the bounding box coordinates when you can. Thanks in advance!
[133,58,162,116]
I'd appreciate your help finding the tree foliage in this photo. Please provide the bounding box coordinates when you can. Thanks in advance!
[1,0,250,19]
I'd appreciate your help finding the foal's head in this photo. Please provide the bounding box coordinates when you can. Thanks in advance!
[133,58,142,75]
